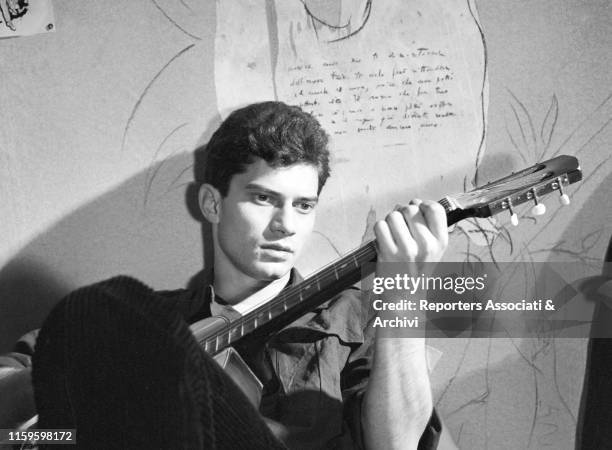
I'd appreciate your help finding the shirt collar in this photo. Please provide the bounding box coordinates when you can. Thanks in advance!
[205,269,300,319]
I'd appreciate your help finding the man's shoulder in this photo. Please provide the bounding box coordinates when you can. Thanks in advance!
[69,275,211,323]
[156,286,211,322]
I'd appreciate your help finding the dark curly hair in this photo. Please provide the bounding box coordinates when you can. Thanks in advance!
[203,102,331,196]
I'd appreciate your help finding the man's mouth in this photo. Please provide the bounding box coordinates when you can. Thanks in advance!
[260,244,294,254]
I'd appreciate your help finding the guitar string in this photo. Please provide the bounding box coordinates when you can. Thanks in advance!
[453,170,554,205]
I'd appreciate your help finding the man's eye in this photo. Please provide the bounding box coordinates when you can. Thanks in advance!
[296,202,315,213]
[253,194,271,204]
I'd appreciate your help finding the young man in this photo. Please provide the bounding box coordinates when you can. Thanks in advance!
[1,101,448,449]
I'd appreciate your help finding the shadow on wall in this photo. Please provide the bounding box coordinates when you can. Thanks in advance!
[0,114,228,353]
[0,151,204,353]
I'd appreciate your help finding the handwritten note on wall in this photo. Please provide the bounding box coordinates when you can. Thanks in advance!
[287,48,458,141]
[216,0,487,258]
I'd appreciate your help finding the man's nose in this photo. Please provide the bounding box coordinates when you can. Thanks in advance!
[270,206,297,236]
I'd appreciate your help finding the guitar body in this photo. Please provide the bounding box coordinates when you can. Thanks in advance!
[213,347,263,407]
[189,314,264,407]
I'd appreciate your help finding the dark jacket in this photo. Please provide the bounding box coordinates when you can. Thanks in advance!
[1,270,441,449]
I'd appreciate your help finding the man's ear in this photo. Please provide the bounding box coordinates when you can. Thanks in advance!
[199,184,222,224]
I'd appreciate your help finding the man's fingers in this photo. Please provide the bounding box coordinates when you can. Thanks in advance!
[419,200,448,246]
[386,210,417,255]
[376,199,449,264]
[373,219,398,258]
[397,202,431,250]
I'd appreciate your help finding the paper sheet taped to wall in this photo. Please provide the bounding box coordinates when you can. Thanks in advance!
[0,0,55,38]
[215,0,488,265]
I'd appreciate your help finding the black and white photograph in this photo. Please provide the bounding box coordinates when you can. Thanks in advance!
[0,1,610,448]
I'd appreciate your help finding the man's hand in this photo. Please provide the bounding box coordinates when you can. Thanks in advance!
[363,199,448,450]
[374,199,448,266]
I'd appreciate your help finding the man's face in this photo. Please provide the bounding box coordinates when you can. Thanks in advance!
[214,159,319,282]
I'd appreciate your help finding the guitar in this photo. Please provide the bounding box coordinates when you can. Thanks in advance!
[189,154,583,405]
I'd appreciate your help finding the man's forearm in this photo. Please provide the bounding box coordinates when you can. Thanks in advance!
[362,337,433,450]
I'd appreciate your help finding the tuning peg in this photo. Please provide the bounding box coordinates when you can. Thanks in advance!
[530,189,546,216]
[505,198,519,226]
[556,178,571,205]
[510,212,519,226]
[531,203,546,216]
[560,194,570,206]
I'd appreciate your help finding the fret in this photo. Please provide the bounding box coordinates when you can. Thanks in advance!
[286,297,294,309]
[214,335,219,353]
[332,263,339,280]
[339,262,347,273]
[233,324,244,340]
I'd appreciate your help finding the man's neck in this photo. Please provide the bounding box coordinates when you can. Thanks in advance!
[212,273,265,305]
[212,263,291,306]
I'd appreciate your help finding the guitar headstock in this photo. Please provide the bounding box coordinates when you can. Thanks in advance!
[440,155,582,226]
